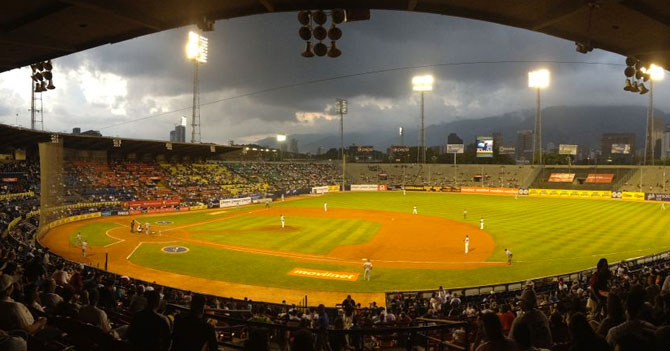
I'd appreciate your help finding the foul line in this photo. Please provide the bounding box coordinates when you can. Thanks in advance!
[126,242,144,260]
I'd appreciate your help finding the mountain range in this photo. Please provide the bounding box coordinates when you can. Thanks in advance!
[256,105,669,154]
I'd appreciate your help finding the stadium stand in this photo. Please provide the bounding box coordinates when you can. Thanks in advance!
[228,162,340,191]
[530,166,637,190]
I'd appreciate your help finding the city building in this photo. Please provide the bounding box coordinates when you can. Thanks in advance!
[515,130,533,163]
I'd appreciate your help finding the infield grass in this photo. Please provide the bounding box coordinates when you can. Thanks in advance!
[119,192,670,292]
[69,222,121,246]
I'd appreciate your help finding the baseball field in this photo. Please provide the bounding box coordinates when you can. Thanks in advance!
[41,192,670,304]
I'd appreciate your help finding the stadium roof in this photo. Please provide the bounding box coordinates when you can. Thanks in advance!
[0,123,240,156]
[1,0,669,73]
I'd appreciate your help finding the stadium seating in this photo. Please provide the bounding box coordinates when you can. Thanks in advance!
[3,158,670,350]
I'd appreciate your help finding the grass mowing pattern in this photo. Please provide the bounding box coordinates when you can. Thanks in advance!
[69,222,121,246]
[189,216,380,254]
[127,192,670,293]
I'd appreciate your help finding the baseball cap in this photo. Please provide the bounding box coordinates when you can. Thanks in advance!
[0,274,18,292]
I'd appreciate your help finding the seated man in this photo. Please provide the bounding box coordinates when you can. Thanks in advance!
[127,290,171,351]
[172,294,218,351]
[78,288,112,334]
[0,274,47,335]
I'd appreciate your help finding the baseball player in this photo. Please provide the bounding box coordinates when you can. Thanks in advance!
[324,203,328,212]
[505,248,513,265]
[145,222,151,235]
[464,235,470,254]
[363,259,373,281]
[480,217,484,230]
[402,187,406,196]
[137,224,143,233]
[662,203,666,210]
[281,194,285,201]
[81,241,88,258]
[130,219,135,233]
[514,194,518,200]
[76,232,82,247]
[463,209,467,219]
[280,214,285,230]
[412,206,417,215]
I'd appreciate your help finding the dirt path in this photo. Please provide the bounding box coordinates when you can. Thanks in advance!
[41,207,501,305]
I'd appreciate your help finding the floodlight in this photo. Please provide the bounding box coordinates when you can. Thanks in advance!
[186,31,208,63]
[642,64,665,81]
[276,134,287,142]
[411,75,434,92]
[528,69,550,88]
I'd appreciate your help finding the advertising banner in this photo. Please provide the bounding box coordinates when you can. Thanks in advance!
[1,177,18,182]
[611,144,631,154]
[311,186,329,194]
[548,173,575,182]
[390,145,410,153]
[117,211,129,216]
[528,188,612,199]
[621,191,645,201]
[356,146,374,153]
[446,144,465,154]
[189,205,208,210]
[476,137,493,157]
[559,144,578,155]
[124,199,180,208]
[498,146,516,155]
[146,207,176,214]
[327,185,340,192]
[489,188,521,195]
[377,184,388,191]
[350,184,379,192]
[219,197,252,208]
[645,193,670,201]
[585,174,615,183]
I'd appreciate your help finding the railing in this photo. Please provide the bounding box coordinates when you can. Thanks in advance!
[165,303,470,351]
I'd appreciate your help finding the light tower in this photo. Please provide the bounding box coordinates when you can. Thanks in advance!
[411,75,433,164]
[336,99,348,190]
[642,64,665,165]
[528,69,550,165]
[185,31,208,143]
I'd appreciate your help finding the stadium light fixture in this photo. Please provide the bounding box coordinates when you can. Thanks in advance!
[186,31,208,63]
[412,75,433,164]
[411,75,434,92]
[528,69,550,89]
[276,134,287,142]
[642,64,665,81]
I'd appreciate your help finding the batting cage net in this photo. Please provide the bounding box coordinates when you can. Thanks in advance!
[38,140,65,240]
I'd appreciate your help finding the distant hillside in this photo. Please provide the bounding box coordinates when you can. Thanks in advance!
[256,105,668,154]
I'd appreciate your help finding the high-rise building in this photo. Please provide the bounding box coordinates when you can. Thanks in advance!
[661,124,670,160]
[492,132,503,151]
[289,138,299,154]
[169,117,187,143]
[516,130,533,162]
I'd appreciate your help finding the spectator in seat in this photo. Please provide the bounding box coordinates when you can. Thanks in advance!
[39,279,62,312]
[0,329,27,351]
[78,288,112,334]
[291,328,314,351]
[55,284,80,318]
[244,327,269,351]
[509,288,552,349]
[128,290,171,351]
[51,263,69,286]
[128,285,147,313]
[606,284,656,347]
[476,311,517,351]
[172,294,217,351]
[567,312,609,351]
[98,279,118,311]
[512,323,549,351]
[498,304,515,335]
[596,293,624,337]
[0,274,47,335]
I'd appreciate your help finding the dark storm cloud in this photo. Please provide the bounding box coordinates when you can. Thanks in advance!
[1,10,666,143]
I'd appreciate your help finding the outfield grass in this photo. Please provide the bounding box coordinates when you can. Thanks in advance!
[69,222,122,246]
[189,216,380,254]
[126,192,670,293]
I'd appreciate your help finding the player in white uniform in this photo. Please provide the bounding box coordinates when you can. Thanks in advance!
[402,187,406,196]
[281,194,285,201]
[463,210,467,219]
[280,215,285,230]
[145,223,151,235]
[480,217,484,230]
[363,259,373,281]
[412,206,417,215]
[324,203,328,212]
[130,219,136,233]
[662,203,666,210]
[514,194,518,200]
[76,232,82,247]
[81,241,88,258]
[505,248,513,265]
[464,235,470,254]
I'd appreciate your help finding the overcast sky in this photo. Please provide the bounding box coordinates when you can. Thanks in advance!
[0,10,668,145]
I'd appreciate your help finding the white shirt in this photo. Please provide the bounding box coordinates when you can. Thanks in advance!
[464,237,469,244]
[363,262,372,271]
[82,242,88,250]
[280,216,285,222]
